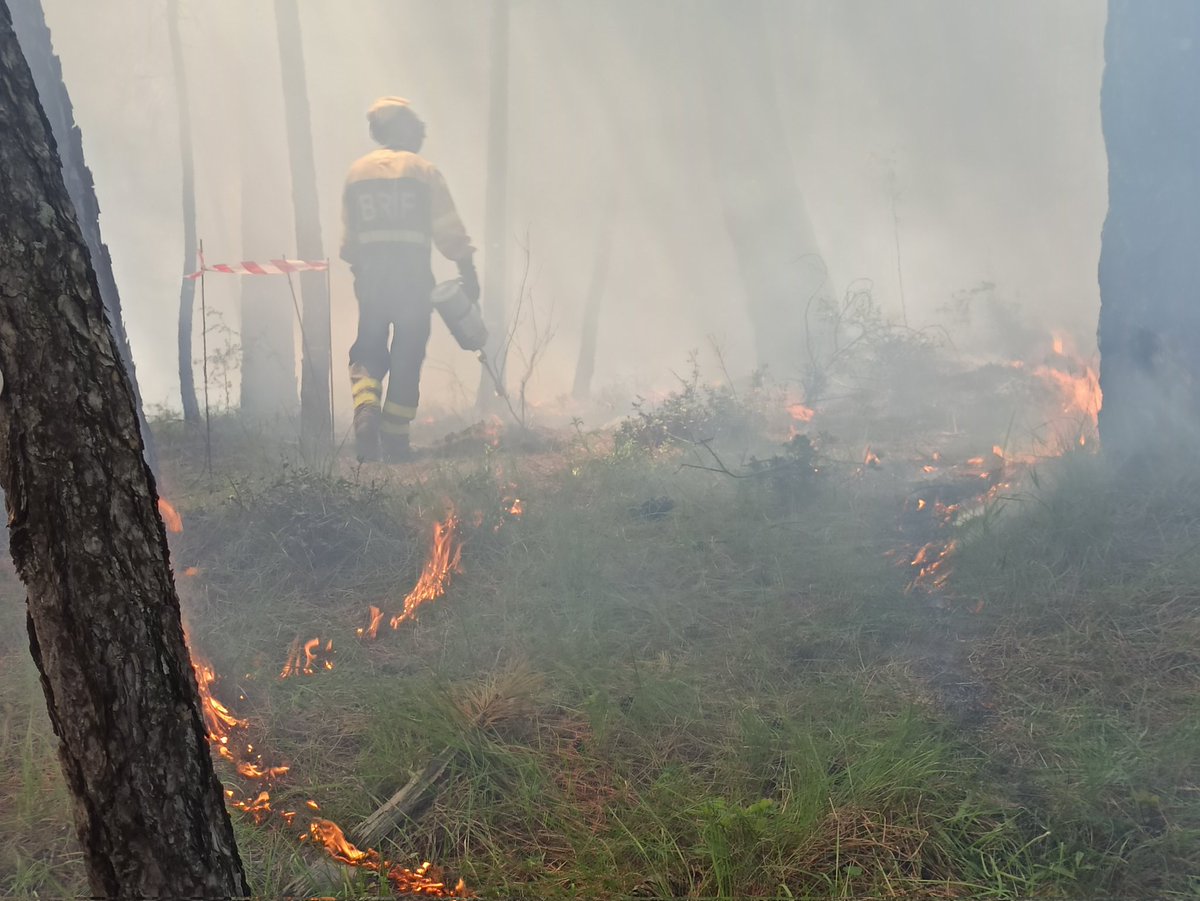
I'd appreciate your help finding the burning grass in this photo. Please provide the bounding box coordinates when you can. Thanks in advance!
[2,377,1198,897]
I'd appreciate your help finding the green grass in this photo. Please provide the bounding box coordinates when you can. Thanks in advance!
[2,420,1198,897]
[950,451,1200,896]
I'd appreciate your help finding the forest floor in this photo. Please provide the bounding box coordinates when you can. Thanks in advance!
[2,346,1199,899]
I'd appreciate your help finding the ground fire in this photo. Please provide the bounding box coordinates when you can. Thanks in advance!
[280,636,334,678]
[181,509,471,895]
[306,820,468,897]
[859,337,1104,603]
[357,512,463,639]
[192,645,469,895]
[11,4,1200,897]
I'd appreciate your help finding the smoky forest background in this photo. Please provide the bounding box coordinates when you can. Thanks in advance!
[1,1,1198,899]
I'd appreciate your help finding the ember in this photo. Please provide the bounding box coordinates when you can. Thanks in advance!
[231,789,273,825]
[909,538,958,593]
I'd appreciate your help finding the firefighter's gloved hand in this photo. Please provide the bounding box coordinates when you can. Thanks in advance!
[458,257,480,303]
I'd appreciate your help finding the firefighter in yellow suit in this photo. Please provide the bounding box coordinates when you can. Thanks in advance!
[341,97,478,462]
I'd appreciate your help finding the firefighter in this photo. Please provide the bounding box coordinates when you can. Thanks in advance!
[342,97,478,462]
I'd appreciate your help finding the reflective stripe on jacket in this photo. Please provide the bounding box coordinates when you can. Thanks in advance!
[340,149,474,265]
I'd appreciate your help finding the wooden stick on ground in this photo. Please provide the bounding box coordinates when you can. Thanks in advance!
[354,746,460,847]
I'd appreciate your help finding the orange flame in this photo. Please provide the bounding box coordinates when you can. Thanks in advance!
[1033,363,1102,425]
[357,605,384,640]
[787,402,816,423]
[158,497,183,534]
[1033,332,1102,429]
[308,819,469,897]
[281,637,334,679]
[236,761,290,780]
[908,539,958,593]
[193,658,247,745]
[231,789,272,823]
[386,514,462,632]
[190,649,467,892]
[508,498,524,518]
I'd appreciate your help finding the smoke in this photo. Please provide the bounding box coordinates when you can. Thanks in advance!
[40,0,1106,414]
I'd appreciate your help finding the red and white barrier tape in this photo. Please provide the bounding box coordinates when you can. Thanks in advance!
[185,259,329,280]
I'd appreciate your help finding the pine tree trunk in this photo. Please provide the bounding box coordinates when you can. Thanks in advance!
[8,0,160,465]
[167,0,201,423]
[1097,0,1200,459]
[476,0,511,409]
[238,4,296,421]
[693,0,831,380]
[274,0,330,444]
[0,5,249,895]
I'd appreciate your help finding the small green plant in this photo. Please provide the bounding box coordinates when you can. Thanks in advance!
[742,432,823,512]
[616,352,769,450]
[696,797,777,898]
[803,279,944,409]
[198,307,242,413]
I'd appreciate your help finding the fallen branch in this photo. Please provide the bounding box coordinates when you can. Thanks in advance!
[353,746,459,847]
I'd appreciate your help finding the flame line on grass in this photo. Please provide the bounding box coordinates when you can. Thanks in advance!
[357,513,463,640]
[190,646,469,896]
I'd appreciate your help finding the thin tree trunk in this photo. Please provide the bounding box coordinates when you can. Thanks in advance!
[0,5,248,895]
[238,4,296,420]
[167,0,200,423]
[8,0,159,467]
[571,189,618,401]
[274,0,330,444]
[692,0,831,380]
[476,0,510,410]
[1097,0,1200,459]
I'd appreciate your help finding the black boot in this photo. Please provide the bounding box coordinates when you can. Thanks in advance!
[381,432,413,463]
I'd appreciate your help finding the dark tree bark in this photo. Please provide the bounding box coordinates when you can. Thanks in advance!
[476,0,511,409]
[167,0,200,423]
[0,5,249,896]
[8,0,159,466]
[274,0,330,444]
[692,0,831,380]
[1097,0,1200,458]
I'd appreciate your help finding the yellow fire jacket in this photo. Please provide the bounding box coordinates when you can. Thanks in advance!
[340,149,474,266]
